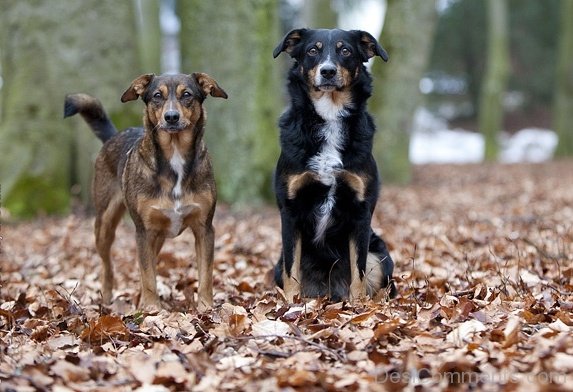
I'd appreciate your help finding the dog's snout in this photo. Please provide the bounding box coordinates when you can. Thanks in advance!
[164,110,180,124]
[320,65,337,80]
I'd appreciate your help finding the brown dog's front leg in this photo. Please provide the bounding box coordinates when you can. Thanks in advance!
[135,229,162,310]
[192,223,214,311]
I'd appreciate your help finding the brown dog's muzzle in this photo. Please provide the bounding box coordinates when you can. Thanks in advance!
[164,110,180,125]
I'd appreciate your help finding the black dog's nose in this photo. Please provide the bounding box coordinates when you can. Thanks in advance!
[320,65,337,79]
[164,110,180,124]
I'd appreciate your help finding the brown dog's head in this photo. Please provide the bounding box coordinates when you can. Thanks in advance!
[121,73,227,133]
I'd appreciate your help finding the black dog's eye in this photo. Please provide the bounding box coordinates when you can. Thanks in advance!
[307,47,318,56]
[341,47,351,57]
[153,92,162,99]
[182,91,192,98]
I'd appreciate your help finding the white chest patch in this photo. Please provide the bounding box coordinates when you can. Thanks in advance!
[170,145,185,198]
[152,203,200,238]
[308,94,348,243]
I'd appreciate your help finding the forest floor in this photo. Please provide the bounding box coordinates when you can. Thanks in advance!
[1,161,573,391]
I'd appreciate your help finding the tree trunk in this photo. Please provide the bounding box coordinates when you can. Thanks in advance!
[179,0,281,205]
[134,0,161,73]
[302,0,338,28]
[0,1,143,217]
[553,0,573,156]
[479,0,510,161]
[370,0,437,184]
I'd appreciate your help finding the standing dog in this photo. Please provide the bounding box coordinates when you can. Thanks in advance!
[273,29,396,302]
[64,73,227,311]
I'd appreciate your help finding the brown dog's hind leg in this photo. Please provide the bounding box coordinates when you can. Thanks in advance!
[94,191,125,304]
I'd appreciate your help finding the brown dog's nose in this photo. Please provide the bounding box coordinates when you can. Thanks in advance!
[164,110,180,124]
[320,65,337,79]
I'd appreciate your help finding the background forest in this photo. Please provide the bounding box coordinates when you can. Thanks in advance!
[1,0,572,218]
[2,1,573,390]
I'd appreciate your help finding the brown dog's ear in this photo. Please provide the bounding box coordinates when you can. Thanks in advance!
[273,28,307,58]
[192,73,228,99]
[353,30,389,62]
[121,73,155,102]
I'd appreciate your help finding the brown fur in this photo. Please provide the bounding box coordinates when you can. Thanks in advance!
[67,73,227,311]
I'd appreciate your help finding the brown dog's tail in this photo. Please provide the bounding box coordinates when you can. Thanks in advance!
[64,93,117,143]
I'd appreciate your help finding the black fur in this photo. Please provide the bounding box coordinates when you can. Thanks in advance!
[273,28,396,300]
[64,94,118,143]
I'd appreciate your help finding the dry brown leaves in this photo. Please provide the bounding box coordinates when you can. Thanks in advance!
[1,161,572,391]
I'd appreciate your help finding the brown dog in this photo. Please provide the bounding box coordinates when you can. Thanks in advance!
[64,73,227,311]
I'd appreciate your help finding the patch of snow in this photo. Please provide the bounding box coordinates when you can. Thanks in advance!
[409,108,559,165]
[499,128,558,163]
[409,127,484,164]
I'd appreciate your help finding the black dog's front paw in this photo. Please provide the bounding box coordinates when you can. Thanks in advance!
[274,258,284,288]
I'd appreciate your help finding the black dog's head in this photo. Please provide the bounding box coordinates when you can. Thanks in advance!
[273,28,388,92]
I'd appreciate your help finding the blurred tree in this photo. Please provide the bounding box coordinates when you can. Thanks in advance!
[553,0,573,156]
[427,0,486,114]
[428,0,559,122]
[302,0,337,28]
[179,0,281,205]
[134,0,161,73]
[371,0,437,183]
[479,0,509,160]
[508,0,560,107]
[0,1,145,217]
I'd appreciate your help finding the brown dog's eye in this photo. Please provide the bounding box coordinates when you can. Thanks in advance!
[341,48,351,57]
[153,92,162,99]
[182,91,191,98]
[307,47,318,56]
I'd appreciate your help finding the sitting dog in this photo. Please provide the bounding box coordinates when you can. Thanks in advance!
[272,28,396,302]
[64,73,227,311]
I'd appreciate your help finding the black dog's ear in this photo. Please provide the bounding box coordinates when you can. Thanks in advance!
[273,28,307,58]
[353,30,389,62]
[192,73,228,99]
[121,74,155,102]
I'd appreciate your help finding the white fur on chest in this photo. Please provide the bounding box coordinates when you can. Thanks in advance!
[308,94,348,243]
[170,145,185,198]
[152,202,199,238]
[166,144,186,236]
[308,94,347,186]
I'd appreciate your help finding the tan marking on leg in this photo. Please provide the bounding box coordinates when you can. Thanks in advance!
[338,170,367,201]
[287,171,319,199]
[349,239,366,301]
[282,236,302,302]
[365,252,383,297]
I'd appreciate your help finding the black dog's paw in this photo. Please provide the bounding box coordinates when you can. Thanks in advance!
[274,258,284,288]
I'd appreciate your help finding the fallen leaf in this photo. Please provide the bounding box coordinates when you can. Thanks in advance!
[446,319,486,346]
[80,315,129,343]
[502,316,521,348]
[251,319,290,337]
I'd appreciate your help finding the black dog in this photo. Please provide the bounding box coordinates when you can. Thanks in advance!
[272,28,396,302]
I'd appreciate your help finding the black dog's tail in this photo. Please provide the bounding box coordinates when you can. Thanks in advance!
[64,93,118,143]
